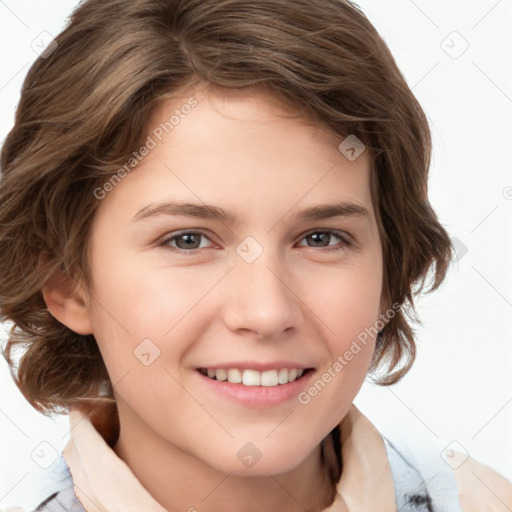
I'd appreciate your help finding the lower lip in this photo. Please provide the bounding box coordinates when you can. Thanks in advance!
[196,370,314,408]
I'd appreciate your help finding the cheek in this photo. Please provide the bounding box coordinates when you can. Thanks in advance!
[299,261,382,402]
[295,273,381,434]
[307,259,382,345]
[87,255,223,379]
[90,250,196,329]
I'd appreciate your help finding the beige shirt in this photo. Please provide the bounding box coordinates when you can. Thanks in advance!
[14,402,512,512]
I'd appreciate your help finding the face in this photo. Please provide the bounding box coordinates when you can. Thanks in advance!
[84,85,383,475]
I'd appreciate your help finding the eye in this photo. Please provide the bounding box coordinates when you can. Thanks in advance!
[296,230,352,251]
[157,228,352,255]
[157,230,214,254]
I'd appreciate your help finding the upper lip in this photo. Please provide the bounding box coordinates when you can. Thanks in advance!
[197,361,313,371]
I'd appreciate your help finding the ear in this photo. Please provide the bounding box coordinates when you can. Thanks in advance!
[42,272,93,335]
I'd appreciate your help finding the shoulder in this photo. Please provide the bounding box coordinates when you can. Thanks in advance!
[381,433,512,512]
[381,435,463,511]
[31,485,85,512]
[0,456,85,512]
[33,455,85,512]
[450,451,512,512]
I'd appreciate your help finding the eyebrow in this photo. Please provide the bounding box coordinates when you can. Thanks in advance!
[132,200,371,225]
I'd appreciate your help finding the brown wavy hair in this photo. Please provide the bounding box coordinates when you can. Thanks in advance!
[0,0,453,415]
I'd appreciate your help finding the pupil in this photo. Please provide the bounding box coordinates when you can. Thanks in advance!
[309,232,329,247]
[177,234,200,249]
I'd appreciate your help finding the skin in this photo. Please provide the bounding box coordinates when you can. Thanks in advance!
[44,83,384,512]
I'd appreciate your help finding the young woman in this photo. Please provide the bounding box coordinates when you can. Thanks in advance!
[0,1,511,511]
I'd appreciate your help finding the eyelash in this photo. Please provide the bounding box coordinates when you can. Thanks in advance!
[156,229,353,255]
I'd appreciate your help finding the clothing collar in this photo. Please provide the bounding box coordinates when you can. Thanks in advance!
[63,402,396,511]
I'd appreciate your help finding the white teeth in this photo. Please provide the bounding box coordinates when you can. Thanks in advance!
[227,368,242,384]
[278,368,288,384]
[260,370,278,387]
[204,367,307,387]
[242,369,260,386]
[215,369,227,381]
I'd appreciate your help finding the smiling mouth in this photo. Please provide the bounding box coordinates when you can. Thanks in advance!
[197,367,313,387]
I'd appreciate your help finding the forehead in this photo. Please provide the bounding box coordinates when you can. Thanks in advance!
[94,84,375,228]
[148,84,358,163]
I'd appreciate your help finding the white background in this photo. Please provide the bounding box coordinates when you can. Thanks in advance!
[0,0,511,509]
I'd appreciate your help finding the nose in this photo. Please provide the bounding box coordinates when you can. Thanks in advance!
[221,245,302,340]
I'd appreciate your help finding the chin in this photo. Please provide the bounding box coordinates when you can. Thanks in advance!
[202,437,317,476]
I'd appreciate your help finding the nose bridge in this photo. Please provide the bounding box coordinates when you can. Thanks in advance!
[223,236,300,338]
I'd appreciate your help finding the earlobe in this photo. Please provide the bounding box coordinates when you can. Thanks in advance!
[42,274,93,335]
